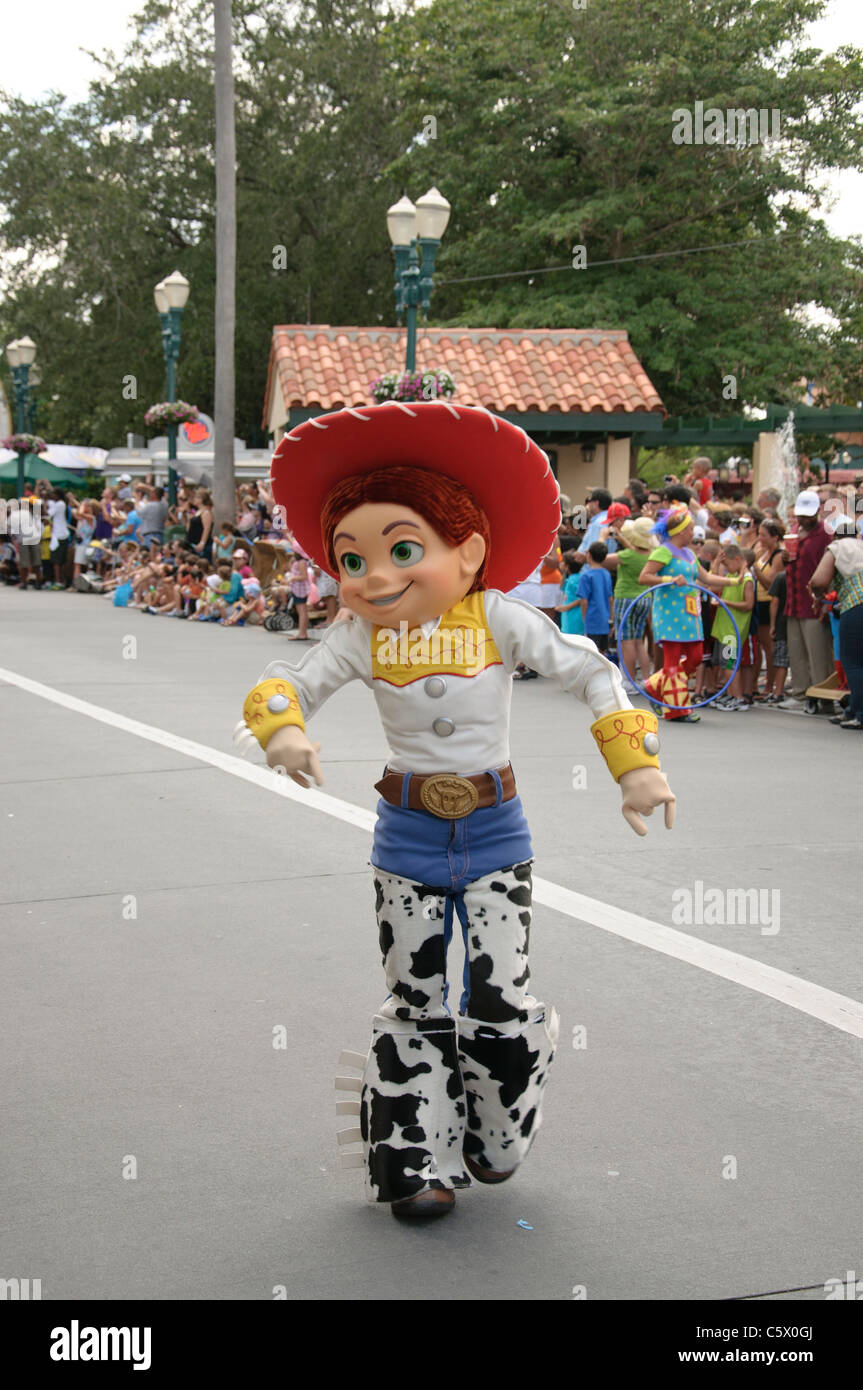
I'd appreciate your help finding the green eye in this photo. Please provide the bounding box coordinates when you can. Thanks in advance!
[391,540,424,567]
[340,552,366,576]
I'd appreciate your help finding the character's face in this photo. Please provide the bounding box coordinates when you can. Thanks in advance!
[332,501,485,627]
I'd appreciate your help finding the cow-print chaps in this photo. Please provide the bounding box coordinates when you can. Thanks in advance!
[357,862,560,1204]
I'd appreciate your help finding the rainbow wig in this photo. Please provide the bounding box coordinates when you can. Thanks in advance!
[651,504,692,545]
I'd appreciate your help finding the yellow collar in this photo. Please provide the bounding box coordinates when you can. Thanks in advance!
[371,591,502,686]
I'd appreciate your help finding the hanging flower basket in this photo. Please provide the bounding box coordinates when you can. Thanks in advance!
[2,433,47,455]
[144,400,200,428]
[369,369,456,404]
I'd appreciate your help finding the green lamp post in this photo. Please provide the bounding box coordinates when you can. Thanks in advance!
[27,364,42,432]
[154,270,191,506]
[5,335,38,496]
[386,187,450,373]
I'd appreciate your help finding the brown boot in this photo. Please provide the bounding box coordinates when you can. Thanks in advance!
[391,1188,455,1220]
[464,1153,515,1184]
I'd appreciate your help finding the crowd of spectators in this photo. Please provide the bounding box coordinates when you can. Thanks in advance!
[508,457,863,729]
[3,457,863,727]
[1,474,343,637]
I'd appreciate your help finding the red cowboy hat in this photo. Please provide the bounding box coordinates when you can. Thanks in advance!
[269,401,561,591]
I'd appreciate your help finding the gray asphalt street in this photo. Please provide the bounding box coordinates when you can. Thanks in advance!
[2,587,861,1301]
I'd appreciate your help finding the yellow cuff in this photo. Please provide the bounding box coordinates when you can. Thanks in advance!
[243,678,305,749]
[591,709,660,783]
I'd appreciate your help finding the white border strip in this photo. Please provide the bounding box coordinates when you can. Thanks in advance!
[3,663,862,1039]
[0,666,375,834]
[532,879,863,1038]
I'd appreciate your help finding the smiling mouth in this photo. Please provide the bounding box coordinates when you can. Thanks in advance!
[367,581,413,607]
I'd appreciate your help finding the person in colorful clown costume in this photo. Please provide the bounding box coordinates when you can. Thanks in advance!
[238,402,677,1220]
[638,504,736,722]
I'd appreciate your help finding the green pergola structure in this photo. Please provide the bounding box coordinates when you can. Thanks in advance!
[286,402,863,452]
[283,406,664,435]
[632,403,863,456]
[283,400,863,504]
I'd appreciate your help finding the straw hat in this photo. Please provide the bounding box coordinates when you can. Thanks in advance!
[619,516,655,552]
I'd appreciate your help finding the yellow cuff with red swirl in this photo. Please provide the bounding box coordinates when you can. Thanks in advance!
[243,678,305,749]
[590,709,660,782]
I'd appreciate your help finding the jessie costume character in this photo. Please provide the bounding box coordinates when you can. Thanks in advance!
[237,401,676,1220]
[638,504,734,722]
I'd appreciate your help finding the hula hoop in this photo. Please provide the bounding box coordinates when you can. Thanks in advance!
[616,582,742,711]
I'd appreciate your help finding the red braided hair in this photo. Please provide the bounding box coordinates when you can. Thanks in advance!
[321,466,491,593]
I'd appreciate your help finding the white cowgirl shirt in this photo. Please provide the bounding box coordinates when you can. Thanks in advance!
[255,588,632,776]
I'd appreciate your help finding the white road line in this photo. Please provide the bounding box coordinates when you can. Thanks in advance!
[532,880,863,1039]
[4,663,863,1040]
[0,665,375,835]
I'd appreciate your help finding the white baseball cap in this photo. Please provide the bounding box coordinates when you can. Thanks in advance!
[119,473,132,482]
[692,524,706,541]
[793,490,820,516]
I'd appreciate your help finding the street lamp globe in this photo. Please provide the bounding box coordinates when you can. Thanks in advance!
[154,280,169,314]
[162,270,190,310]
[6,339,22,367]
[16,335,37,365]
[386,195,417,248]
[415,186,450,241]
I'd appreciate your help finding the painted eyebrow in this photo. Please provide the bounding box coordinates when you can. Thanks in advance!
[333,531,357,545]
[381,520,421,535]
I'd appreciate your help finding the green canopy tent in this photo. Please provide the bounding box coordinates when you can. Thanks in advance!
[0,454,89,489]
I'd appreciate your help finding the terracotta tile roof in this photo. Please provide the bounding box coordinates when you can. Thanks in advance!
[264,325,664,425]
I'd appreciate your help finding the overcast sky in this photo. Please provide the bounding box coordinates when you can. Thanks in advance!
[1,0,861,237]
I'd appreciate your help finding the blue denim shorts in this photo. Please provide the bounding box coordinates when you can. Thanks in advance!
[370,772,533,891]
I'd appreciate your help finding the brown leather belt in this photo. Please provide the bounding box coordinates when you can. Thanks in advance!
[374,763,516,820]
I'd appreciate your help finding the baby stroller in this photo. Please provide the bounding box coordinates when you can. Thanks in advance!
[252,538,329,634]
[263,595,299,632]
[248,539,298,631]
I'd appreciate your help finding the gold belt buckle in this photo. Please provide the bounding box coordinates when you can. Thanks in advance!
[419,773,480,819]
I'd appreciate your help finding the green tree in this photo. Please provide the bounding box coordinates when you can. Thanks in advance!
[387,0,863,415]
[1,0,862,449]
[0,0,410,448]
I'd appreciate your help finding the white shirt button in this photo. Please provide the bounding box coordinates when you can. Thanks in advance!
[432,717,455,737]
[424,676,447,698]
[267,694,289,713]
